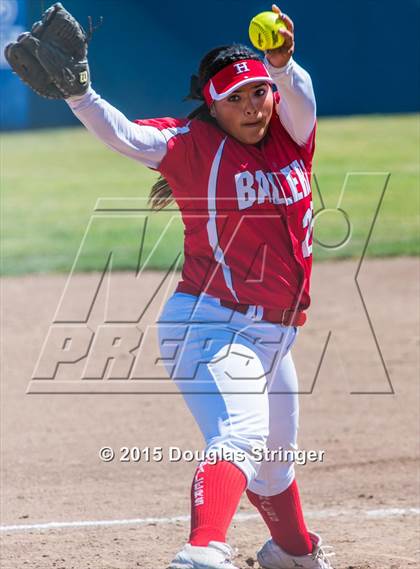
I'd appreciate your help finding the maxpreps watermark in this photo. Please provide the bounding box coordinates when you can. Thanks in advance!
[99,445,325,466]
[28,175,394,396]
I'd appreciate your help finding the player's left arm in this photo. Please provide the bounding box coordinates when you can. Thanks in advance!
[264,4,316,147]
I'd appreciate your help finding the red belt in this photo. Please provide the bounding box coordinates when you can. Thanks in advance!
[176,283,307,327]
[219,299,307,327]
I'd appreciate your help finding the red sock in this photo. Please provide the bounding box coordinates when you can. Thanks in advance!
[189,460,247,546]
[247,480,313,556]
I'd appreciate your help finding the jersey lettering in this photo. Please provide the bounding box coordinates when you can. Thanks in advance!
[267,172,290,206]
[255,170,271,204]
[301,203,314,258]
[234,161,310,210]
[235,171,256,210]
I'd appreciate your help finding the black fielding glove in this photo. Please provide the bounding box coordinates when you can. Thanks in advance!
[4,31,65,99]
[4,2,97,99]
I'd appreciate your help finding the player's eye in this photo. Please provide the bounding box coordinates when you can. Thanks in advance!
[227,93,241,102]
[254,87,267,97]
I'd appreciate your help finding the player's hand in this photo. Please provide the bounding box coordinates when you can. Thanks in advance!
[265,4,294,68]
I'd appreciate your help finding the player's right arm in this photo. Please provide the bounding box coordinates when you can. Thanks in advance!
[67,87,168,169]
[264,6,316,148]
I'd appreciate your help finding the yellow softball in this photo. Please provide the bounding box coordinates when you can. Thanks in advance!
[249,11,287,51]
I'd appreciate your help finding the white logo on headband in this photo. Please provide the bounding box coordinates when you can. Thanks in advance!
[233,62,250,74]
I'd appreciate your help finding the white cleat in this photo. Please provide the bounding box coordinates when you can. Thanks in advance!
[167,540,239,569]
[257,532,335,569]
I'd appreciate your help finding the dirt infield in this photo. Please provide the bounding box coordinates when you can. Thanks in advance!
[1,258,419,568]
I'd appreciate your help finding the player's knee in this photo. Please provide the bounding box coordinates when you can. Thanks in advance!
[205,427,269,485]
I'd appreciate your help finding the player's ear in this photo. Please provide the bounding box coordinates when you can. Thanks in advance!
[209,103,216,118]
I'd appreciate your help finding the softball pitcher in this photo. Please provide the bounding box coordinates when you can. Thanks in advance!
[5,3,335,568]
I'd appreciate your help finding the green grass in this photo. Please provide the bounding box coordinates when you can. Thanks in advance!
[1,114,419,276]
[312,114,419,261]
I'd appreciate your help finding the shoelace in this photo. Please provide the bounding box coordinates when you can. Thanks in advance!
[222,545,239,566]
[313,544,335,567]
[225,545,238,559]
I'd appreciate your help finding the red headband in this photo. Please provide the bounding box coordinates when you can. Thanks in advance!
[202,59,274,107]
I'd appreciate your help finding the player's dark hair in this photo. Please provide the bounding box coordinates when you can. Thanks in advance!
[148,44,261,211]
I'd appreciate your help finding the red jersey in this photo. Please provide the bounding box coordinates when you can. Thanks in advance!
[135,112,316,311]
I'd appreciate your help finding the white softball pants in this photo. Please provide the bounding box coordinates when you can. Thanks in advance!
[157,291,300,496]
